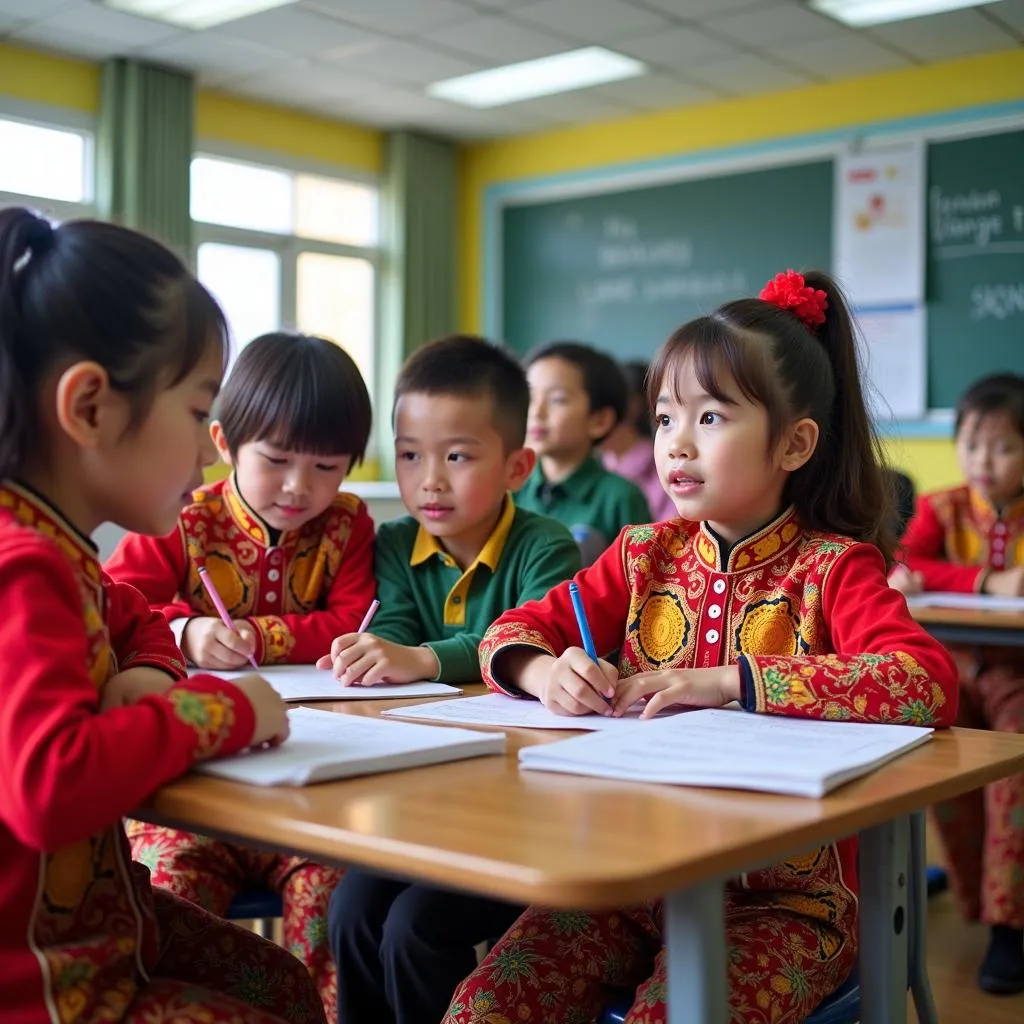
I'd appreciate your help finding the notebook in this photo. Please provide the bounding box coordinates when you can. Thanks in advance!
[383,692,675,731]
[905,592,1024,613]
[195,706,506,787]
[518,707,934,797]
[192,665,462,703]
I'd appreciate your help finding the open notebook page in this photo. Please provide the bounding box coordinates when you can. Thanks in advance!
[383,692,677,731]
[194,706,505,786]
[905,592,1024,613]
[519,707,933,797]
[190,665,461,702]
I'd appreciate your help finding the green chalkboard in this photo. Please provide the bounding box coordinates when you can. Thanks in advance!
[502,160,834,362]
[926,128,1024,408]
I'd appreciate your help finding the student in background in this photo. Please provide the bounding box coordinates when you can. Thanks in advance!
[890,372,1024,994]
[0,208,320,1023]
[107,331,376,1023]
[602,359,677,521]
[443,270,958,1024]
[517,341,651,563]
[320,335,580,1024]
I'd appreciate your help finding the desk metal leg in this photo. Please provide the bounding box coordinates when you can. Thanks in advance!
[909,810,940,1024]
[859,815,910,1024]
[665,880,728,1024]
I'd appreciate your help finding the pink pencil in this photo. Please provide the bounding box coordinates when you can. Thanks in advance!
[197,566,260,671]
[357,599,380,634]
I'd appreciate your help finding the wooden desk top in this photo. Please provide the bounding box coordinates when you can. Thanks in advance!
[136,689,1024,908]
[910,605,1024,632]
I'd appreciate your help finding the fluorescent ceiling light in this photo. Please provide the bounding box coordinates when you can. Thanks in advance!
[809,0,1003,26]
[428,47,645,109]
[103,0,300,30]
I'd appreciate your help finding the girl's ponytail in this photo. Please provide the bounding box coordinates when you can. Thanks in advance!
[0,208,57,477]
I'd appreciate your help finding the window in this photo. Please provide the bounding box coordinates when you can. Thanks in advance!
[0,114,93,213]
[191,153,379,408]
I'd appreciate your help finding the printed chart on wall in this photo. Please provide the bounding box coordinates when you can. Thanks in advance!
[501,160,833,362]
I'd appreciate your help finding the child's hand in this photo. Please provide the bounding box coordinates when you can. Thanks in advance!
[983,566,1024,597]
[182,617,257,669]
[315,634,439,686]
[612,665,741,719]
[229,673,289,747]
[888,565,924,595]
[531,647,618,717]
[100,666,175,711]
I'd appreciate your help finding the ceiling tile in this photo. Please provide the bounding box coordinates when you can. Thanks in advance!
[412,105,553,140]
[324,38,482,85]
[9,25,130,60]
[138,33,293,85]
[707,3,837,47]
[868,9,1018,62]
[0,0,76,17]
[686,52,812,95]
[214,7,376,59]
[767,31,909,81]
[983,0,1024,35]
[226,63,378,106]
[616,25,739,68]
[423,13,572,61]
[503,88,632,124]
[299,0,474,35]
[12,3,181,50]
[515,0,672,42]
[637,0,775,17]
[591,71,722,109]
[469,0,545,8]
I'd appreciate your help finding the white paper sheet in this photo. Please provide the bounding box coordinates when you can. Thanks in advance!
[906,592,1024,613]
[189,665,462,703]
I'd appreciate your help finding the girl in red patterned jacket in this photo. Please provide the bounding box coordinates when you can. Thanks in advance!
[106,331,377,1023]
[443,270,959,1024]
[890,372,1024,995]
[0,207,323,1024]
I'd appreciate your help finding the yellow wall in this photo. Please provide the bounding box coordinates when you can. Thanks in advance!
[459,48,1024,493]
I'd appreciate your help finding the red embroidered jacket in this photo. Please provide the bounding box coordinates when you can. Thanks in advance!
[0,481,259,1024]
[900,485,1024,592]
[105,474,376,664]
[481,510,958,937]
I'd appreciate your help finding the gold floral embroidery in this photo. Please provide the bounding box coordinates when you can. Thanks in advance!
[167,688,234,757]
[634,591,689,666]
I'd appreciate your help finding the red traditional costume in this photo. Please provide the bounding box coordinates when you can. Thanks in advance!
[901,485,1024,929]
[105,474,376,1024]
[0,480,323,1024]
[445,509,958,1024]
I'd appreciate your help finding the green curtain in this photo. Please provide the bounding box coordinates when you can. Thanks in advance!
[378,130,458,476]
[96,58,194,258]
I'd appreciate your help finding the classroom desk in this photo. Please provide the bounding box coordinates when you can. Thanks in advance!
[910,604,1024,647]
[135,693,1024,1024]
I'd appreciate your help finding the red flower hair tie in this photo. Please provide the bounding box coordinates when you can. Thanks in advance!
[759,270,828,331]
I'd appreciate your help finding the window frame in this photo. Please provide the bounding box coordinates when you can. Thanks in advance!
[0,98,96,216]
[191,143,384,468]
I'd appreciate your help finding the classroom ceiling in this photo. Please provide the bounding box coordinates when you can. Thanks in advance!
[1,0,1022,140]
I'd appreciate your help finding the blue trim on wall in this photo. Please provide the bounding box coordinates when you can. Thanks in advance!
[480,97,1024,434]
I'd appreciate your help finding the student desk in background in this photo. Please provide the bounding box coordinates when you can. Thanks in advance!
[910,604,1024,647]
[134,687,1024,1024]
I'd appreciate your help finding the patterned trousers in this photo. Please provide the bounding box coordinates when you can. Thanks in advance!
[128,888,324,1023]
[930,647,1024,928]
[129,822,341,1024]
[442,897,857,1024]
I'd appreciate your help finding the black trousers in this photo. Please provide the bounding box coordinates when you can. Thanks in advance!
[328,867,524,1024]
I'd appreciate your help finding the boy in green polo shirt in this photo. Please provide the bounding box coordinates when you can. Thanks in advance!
[517,340,651,563]
[321,334,580,1024]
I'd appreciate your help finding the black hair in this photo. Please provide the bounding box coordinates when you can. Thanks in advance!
[395,334,529,451]
[216,332,372,464]
[648,270,896,562]
[888,469,916,541]
[0,206,227,477]
[525,340,628,444]
[954,373,1024,439]
[621,359,652,436]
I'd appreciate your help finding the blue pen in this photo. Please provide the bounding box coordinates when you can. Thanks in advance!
[569,581,612,707]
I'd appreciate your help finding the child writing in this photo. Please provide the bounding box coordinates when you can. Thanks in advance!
[319,335,581,1024]
[601,359,677,521]
[0,207,323,1024]
[443,270,958,1024]
[105,330,376,1022]
[517,341,651,563]
[889,372,1024,994]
